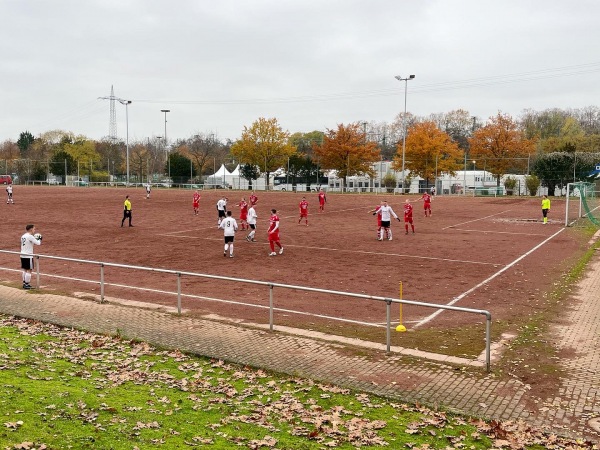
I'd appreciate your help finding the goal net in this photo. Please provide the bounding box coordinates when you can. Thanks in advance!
[473,186,505,197]
[565,182,600,227]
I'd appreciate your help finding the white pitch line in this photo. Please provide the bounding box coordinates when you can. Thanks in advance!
[442,210,511,230]
[413,226,566,328]
[296,245,499,265]
[450,228,548,237]
[155,234,499,265]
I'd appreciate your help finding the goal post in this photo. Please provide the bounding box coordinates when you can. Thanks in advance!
[565,182,600,227]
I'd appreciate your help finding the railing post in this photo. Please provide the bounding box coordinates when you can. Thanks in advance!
[485,313,492,373]
[386,300,391,352]
[177,272,182,315]
[269,284,274,331]
[100,263,105,303]
[35,255,40,289]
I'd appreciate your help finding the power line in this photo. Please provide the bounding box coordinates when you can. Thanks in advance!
[131,62,600,106]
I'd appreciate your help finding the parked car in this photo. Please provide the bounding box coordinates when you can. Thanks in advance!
[0,175,12,185]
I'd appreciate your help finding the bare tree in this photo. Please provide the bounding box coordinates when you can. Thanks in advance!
[179,133,228,178]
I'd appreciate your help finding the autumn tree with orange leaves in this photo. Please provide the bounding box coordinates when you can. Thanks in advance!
[313,123,380,179]
[392,121,463,185]
[469,113,536,187]
[231,117,297,187]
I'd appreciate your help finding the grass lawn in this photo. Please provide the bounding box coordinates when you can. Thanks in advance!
[0,316,592,449]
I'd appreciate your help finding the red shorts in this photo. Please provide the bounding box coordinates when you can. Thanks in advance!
[193,201,199,208]
[404,215,413,224]
[423,202,431,209]
[268,230,280,241]
[240,213,248,220]
[300,212,308,218]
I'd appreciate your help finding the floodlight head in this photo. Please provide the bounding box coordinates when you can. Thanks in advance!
[394,75,402,81]
[161,109,170,113]
[409,74,415,79]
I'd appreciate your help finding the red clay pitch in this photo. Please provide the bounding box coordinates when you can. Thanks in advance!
[0,186,586,341]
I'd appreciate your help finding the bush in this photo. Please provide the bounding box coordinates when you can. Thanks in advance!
[91,171,110,183]
[382,172,397,193]
[526,175,541,196]
[504,176,517,195]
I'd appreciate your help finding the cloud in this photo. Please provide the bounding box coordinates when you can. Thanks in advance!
[1,0,599,143]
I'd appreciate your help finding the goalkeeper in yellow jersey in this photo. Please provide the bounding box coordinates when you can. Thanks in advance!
[541,195,550,224]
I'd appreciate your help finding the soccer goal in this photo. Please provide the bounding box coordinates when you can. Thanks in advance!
[473,186,505,197]
[565,182,600,227]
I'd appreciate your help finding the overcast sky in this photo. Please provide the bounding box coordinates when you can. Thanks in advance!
[2,0,599,144]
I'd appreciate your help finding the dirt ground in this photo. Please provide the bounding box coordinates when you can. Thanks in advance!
[0,186,589,350]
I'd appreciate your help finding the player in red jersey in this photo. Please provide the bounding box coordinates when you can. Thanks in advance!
[192,190,200,215]
[368,204,383,240]
[298,197,309,226]
[318,188,327,212]
[267,208,283,256]
[419,191,432,217]
[237,197,249,230]
[404,199,415,234]
[249,191,258,207]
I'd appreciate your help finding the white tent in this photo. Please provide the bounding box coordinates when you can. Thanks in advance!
[205,164,232,186]
[227,164,247,189]
[206,163,268,190]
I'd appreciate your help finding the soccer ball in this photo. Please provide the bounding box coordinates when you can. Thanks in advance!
[34,233,42,241]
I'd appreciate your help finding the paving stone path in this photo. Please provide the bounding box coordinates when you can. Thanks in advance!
[1,252,599,443]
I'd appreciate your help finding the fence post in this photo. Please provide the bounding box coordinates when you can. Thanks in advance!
[485,312,492,373]
[385,299,392,353]
[177,272,182,315]
[565,183,571,226]
[269,284,274,331]
[100,263,105,303]
[35,255,40,289]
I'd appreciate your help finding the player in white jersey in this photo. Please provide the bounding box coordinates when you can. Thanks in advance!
[6,184,13,204]
[145,183,152,199]
[246,205,258,242]
[216,197,228,227]
[377,201,400,241]
[219,211,238,258]
[20,224,42,289]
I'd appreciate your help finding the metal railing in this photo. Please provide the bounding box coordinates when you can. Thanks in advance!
[0,250,493,371]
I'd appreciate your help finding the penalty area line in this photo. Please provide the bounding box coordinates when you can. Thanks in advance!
[442,210,511,230]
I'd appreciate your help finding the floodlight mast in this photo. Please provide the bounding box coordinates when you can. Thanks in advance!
[394,74,415,194]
